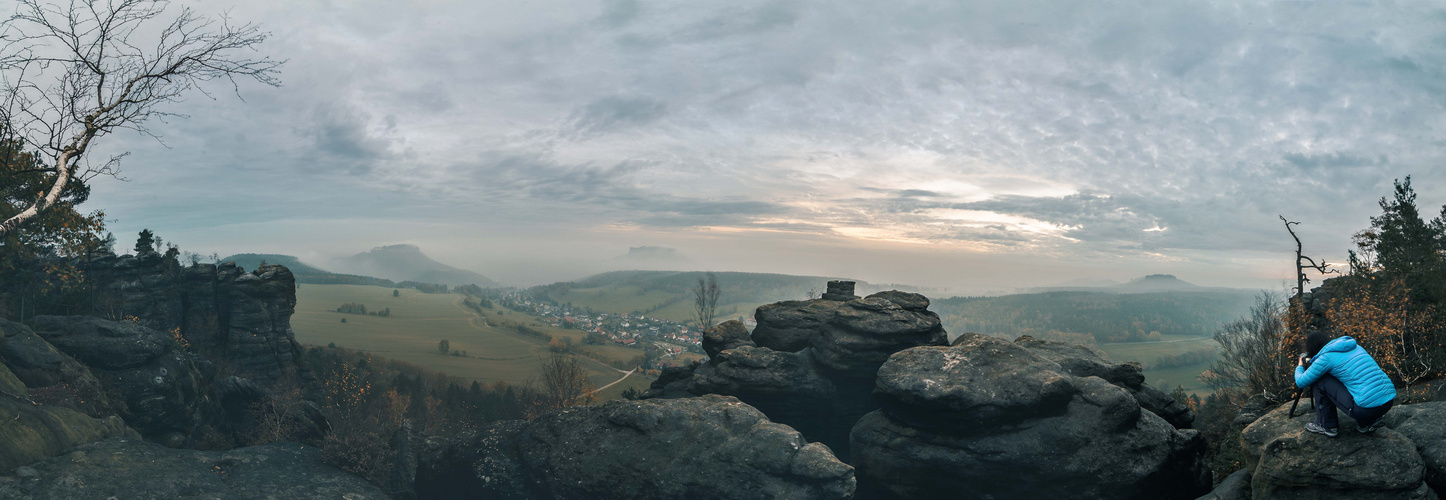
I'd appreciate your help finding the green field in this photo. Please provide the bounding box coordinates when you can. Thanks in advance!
[1096,334,1217,396]
[293,284,653,398]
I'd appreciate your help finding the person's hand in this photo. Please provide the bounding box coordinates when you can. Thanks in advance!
[1298,353,1309,367]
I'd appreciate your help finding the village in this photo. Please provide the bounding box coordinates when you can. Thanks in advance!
[481,289,722,359]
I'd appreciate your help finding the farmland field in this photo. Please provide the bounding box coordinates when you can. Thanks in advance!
[292,284,652,397]
[1096,334,1218,395]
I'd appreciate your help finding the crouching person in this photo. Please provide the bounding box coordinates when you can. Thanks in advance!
[1295,331,1397,437]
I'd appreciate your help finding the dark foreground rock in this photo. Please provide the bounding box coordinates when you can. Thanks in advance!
[0,397,135,474]
[414,395,855,500]
[702,320,754,358]
[0,438,387,499]
[30,315,211,445]
[652,290,948,458]
[751,299,845,352]
[1013,335,1195,428]
[1196,469,1250,500]
[851,334,1209,499]
[0,319,109,416]
[1385,402,1446,494]
[1240,401,1435,499]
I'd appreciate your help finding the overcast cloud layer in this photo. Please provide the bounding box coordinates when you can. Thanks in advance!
[79,0,1446,292]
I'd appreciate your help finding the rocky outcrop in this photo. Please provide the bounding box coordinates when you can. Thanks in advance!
[751,300,845,352]
[0,438,388,499]
[810,293,948,377]
[649,290,948,457]
[413,395,855,499]
[0,319,111,416]
[1240,402,1435,499]
[1385,402,1446,494]
[0,397,136,474]
[1196,469,1251,500]
[80,254,305,388]
[29,315,211,445]
[850,333,1210,499]
[1013,335,1196,429]
[702,320,754,358]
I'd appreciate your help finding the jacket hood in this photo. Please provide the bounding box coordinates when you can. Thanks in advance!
[1321,336,1357,354]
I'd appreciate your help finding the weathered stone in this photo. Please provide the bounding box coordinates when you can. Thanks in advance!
[29,315,209,445]
[1384,402,1446,494]
[687,347,838,449]
[0,319,110,416]
[702,320,754,359]
[415,395,855,499]
[1196,469,1251,500]
[1014,335,1195,429]
[0,438,388,499]
[851,334,1210,499]
[810,296,948,377]
[1241,402,1433,499]
[0,397,136,474]
[751,299,844,352]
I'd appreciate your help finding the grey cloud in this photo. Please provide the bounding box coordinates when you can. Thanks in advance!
[570,96,668,136]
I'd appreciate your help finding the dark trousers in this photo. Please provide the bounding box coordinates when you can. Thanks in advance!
[1313,373,1393,429]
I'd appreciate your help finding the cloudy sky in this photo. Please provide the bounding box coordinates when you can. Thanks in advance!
[70,0,1446,292]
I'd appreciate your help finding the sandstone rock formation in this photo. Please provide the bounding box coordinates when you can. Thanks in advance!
[80,254,307,388]
[1013,335,1196,429]
[30,315,211,445]
[0,318,111,416]
[702,319,754,358]
[851,333,1210,499]
[412,395,855,500]
[1196,469,1251,500]
[0,397,135,474]
[649,290,948,457]
[1239,401,1436,499]
[750,299,844,352]
[1385,402,1446,494]
[0,438,388,499]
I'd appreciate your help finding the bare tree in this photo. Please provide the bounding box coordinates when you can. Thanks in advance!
[1280,216,1339,335]
[1202,292,1295,402]
[529,352,595,417]
[693,272,720,330]
[0,0,282,238]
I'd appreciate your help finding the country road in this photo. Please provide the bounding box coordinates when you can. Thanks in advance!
[591,367,638,394]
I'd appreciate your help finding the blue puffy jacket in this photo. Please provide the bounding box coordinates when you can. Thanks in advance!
[1295,336,1396,408]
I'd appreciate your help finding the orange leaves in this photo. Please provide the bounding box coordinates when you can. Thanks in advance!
[1326,276,1443,387]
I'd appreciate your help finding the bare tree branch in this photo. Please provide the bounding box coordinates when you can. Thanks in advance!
[0,0,282,238]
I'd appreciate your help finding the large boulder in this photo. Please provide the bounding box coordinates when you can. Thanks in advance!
[30,315,211,446]
[751,299,845,352]
[1384,402,1446,494]
[80,255,306,389]
[810,292,948,377]
[0,397,136,474]
[414,395,855,499]
[702,320,754,359]
[0,438,387,499]
[1240,402,1434,499]
[1196,469,1251,500]
[851,334,1210,499]
[687,347,839,450]
[1013,335,1195,429]
[0,319,110,416]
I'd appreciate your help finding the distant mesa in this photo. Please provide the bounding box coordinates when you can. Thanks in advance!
[219,253,397,287]
[615,246,691,263]
[1111,274,1203,293]
[1022,274,1246,294]
[331,244,498,287]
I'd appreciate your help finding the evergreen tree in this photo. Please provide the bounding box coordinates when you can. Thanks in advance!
[135,229,155,254]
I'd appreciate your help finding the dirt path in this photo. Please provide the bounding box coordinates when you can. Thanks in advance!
[591,367,638,394]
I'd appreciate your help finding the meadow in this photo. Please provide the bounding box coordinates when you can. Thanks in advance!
[1095,334,1218,395]
[292,284,654,400]
[548,284,761,324]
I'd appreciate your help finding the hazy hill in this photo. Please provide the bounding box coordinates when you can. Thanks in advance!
[614,246,692,267]
[932,287,1259,343]
[331,244,498,287]
[1023,274,1248,294]
[219,253,398,287]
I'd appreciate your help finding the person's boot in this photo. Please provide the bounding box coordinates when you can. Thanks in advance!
[1306,422,1338,437]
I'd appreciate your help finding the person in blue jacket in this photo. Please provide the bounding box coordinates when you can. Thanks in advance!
[1295,331,1397,437]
